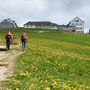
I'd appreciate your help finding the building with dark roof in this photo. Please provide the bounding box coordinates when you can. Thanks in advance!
[24,21,59,29]
[24,17,83,31]
[0,18,18,28]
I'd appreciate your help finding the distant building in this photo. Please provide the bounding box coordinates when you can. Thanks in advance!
[68,17,84,32]
[24,21,58,29]
[89,29,90,34]
[0,18,18,28]
[58,25,76,32]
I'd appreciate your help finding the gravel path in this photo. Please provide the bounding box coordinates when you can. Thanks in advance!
[0,44,23,89]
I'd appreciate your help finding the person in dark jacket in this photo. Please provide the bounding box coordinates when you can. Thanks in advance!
[5,31,13,50]
[21,33,27,51]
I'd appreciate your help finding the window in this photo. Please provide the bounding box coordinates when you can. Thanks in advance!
[76,23,78,25]
[41,24,43,26]
[79,23,82,25]
[72,23,74,26]
[76,27,78,30]
[30,25,33,27]
[26,25,29,27]
[75,20,79,22]
[79,27,83,30]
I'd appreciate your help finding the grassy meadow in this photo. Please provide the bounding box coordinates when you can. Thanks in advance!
[0,28,90,90]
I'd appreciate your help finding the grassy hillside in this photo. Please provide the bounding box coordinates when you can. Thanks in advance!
[0,28,90,90]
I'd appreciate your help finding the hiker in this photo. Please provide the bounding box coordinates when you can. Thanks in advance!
[21,33,27,51]
[5,31,13,50]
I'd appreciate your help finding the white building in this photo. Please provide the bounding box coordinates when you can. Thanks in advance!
[24,21,58,29]
[0,18,18,28]
[68,17,84,32]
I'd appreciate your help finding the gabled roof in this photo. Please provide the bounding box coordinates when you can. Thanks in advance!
[6,18,13,22]
[1,18,13,23]
[0,18,18,27]
[0,20,12,25]
[24,21,58,26]
[69,17,84,24]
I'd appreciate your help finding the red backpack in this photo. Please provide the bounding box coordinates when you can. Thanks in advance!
[6,34,11,40]
[22,34,27,40]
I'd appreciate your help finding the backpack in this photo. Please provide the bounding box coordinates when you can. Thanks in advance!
[22,34,27,40]
[6,34,11,40]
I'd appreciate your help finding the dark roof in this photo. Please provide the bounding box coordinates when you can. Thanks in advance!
[0,18,18,28]
[24,21,58,26]
[0,20,11,25]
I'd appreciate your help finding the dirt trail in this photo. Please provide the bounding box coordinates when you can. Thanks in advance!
[0,44,23,88]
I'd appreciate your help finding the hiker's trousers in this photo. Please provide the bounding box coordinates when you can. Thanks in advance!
[22,40,26,51]
[6,40,10,50]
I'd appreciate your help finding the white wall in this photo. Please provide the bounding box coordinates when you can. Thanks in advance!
[69,17,84,31]
[24,25,58,29]
[84,29,89,34]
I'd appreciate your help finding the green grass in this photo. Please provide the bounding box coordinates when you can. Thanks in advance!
[0,28,90,90]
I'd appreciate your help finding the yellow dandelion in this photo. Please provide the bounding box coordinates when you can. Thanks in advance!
[16,88,19,90]
[45,87,51,90]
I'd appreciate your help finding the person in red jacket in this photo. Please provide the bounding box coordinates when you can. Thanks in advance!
[21,33,27,51]
[5,31,13,50]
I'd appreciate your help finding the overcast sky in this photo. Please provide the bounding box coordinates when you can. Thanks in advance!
[0,0,90,32]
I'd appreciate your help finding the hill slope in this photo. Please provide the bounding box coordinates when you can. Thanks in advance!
[0,29,90,89]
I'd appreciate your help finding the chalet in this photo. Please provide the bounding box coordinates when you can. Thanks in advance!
[24,21,58,29]
[0,18,18,28]
[68,17,84,32]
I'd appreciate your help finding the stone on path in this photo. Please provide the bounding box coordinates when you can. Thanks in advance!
[0,62,8,66]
